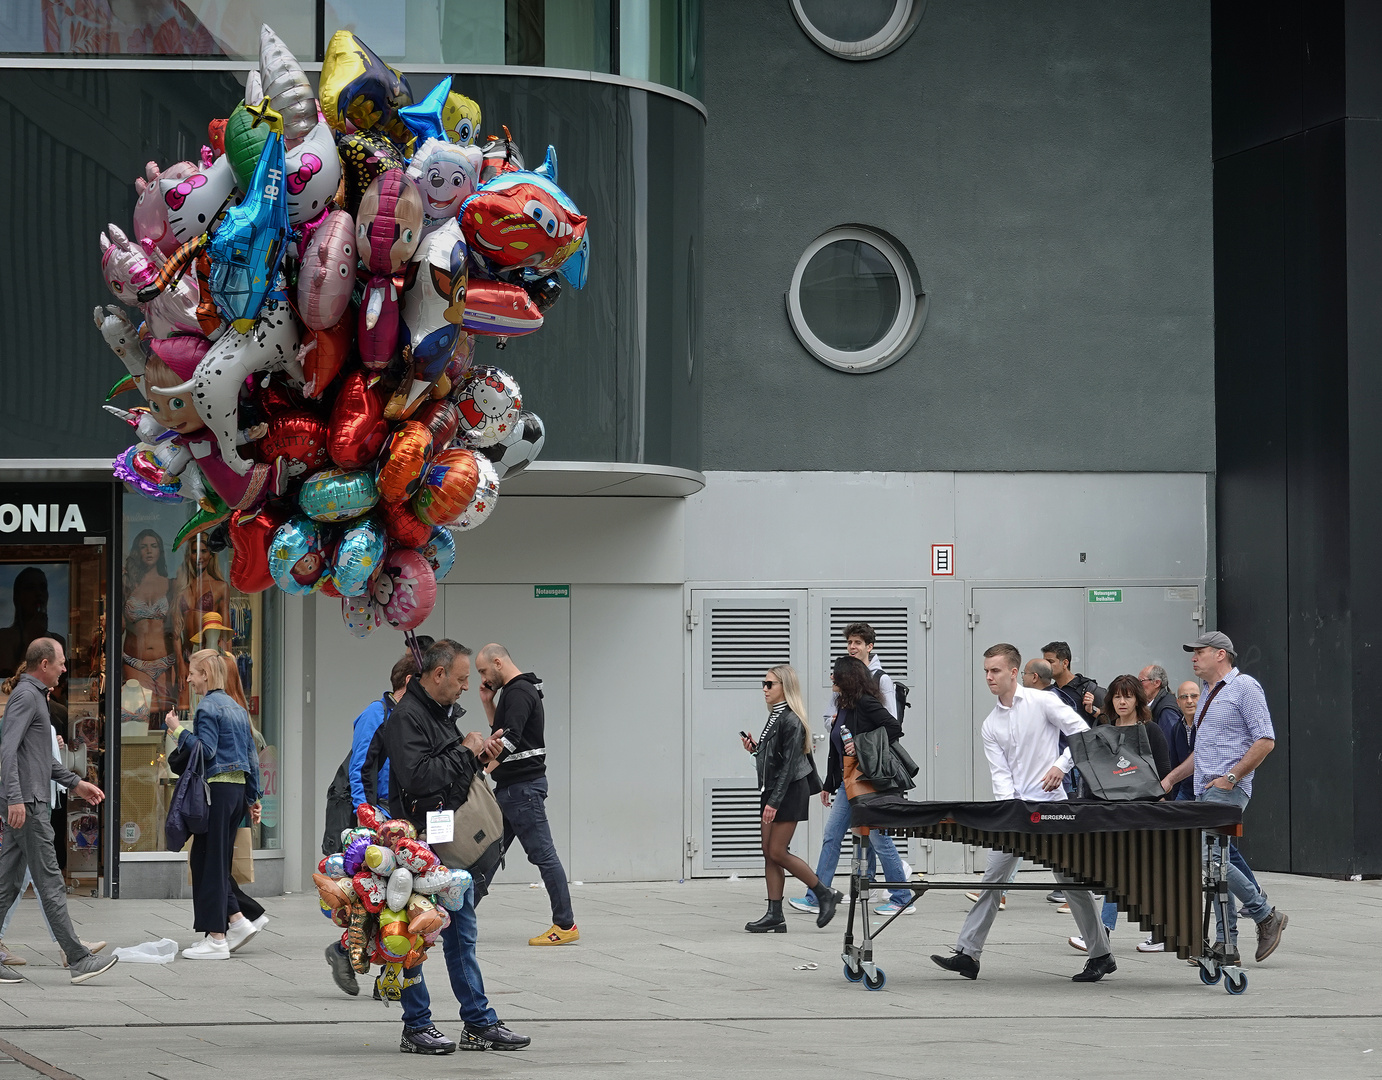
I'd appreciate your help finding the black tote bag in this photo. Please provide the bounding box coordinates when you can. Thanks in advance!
[1066,724,1164,801]
[165,741,212,851]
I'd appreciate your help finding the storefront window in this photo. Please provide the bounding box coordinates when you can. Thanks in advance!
[120,495,279,853]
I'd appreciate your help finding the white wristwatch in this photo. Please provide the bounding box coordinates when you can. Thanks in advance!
[1224,772,1238,788]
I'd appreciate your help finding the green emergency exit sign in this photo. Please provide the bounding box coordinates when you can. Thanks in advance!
[535,584,570,599]
[1088,589,1123,603]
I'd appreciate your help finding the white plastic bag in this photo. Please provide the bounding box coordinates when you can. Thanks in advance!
[112,937,178,964]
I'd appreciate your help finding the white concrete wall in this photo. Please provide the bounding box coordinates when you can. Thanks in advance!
[288,472,1208,884]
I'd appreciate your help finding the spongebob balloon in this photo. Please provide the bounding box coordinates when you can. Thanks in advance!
[442,90,482,146]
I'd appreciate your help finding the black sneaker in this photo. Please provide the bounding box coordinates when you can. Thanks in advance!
[459,1021,531,1051]
[400,1025,457,1055]
[930,950,980,980]
[325,942,359,997]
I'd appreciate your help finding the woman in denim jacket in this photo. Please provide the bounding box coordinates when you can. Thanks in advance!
[164,649,263,959]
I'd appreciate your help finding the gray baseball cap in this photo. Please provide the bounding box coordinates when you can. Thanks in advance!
[1183,631,1235,655]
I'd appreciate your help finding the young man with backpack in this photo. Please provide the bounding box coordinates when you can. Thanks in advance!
[788,622,915,918]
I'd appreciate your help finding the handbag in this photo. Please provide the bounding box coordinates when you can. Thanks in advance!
[165,741,211,851]
[232,826,255,884]
[853,727,917,794]
[1067,724,1164,801]
[430,770,505,872]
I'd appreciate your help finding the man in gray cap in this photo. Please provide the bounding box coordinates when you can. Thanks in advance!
[1159,632,1288,964]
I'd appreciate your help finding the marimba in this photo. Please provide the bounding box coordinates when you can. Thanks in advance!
[844,796,1246,992]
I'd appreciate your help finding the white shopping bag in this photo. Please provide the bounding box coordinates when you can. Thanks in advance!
[112,937,178,964]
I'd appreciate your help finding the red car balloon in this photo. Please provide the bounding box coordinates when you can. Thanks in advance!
[461,181,586,274]
[328,372,389,469]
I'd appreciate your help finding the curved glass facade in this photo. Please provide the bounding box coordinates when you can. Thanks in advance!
[0,65,703,470]
[0,0,702,99]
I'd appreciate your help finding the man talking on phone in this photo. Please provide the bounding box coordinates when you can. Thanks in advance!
[475,643,578,947]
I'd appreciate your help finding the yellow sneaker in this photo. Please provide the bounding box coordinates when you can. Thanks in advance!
[529,924,579,946]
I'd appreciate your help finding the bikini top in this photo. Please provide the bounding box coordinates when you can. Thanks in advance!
[179,590,216,615]
[125,594,170,623]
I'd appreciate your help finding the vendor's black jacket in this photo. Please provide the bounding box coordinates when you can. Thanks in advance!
[823,693,902,796]
[754,706,816,809]
[491,672,546,789]
[379,676,480,831]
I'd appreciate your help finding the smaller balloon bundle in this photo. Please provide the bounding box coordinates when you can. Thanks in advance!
[314,804,472,1000]
[96,23,567,640]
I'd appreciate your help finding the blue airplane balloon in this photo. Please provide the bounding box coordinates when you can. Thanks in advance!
[209,102,290,332]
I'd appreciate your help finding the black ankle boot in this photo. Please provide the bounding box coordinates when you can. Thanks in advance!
[812,883,839,928]
[745,900,786,933]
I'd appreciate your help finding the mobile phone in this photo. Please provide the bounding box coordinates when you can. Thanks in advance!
[740,730,755,744]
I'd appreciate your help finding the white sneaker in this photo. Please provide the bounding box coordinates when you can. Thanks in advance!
[225,920,259,953]
[251,914,270,931]
[182,937,230,960]
[1137,934,1165,953]
[1069,935,1088,952]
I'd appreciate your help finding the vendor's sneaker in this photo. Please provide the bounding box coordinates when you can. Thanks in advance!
[69,953,118,984]
[529,924,579,946]
[1137,934,1165,953]
[400,1024,456,1055]
[786,895,819,914]
[459,1021,531,1051]
[873,902,916,916]
[181,937,229,960]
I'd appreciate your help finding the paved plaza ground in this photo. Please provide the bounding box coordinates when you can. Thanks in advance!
[0,870,1375,1079]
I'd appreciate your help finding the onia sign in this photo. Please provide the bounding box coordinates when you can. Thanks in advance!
[0,484,111,545]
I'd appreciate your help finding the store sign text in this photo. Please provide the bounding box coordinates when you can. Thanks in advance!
[0,503,87,534]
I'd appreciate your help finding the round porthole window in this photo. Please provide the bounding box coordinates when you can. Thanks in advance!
[785,225,927,373]
[790,0,925,61]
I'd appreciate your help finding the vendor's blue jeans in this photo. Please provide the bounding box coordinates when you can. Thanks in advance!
[812,792,911,907]
[1199,785,1271,945]
[399,890,497,1032]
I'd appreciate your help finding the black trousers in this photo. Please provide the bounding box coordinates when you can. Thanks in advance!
[189,782,247,934]
[231,880,264,923]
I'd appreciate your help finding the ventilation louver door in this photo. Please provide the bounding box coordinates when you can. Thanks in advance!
[703,779,765,869]
[824,604,910,683]
[705,604,794,687]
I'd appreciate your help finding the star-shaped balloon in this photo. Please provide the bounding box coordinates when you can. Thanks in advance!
[244,95,284,135]
[399,76,452,143]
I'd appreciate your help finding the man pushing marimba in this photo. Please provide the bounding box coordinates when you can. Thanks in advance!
[931,643,1117,983]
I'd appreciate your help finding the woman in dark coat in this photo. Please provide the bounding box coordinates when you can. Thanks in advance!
[740,664,833,933]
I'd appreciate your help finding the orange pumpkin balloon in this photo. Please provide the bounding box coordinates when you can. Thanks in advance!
[376,421,434,504]
[412,447,479,526]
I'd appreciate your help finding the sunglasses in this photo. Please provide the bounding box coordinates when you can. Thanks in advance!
[762,680,779,689]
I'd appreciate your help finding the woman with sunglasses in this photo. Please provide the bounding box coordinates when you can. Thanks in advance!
[1069,673,1171,953]
[740,665,832,933]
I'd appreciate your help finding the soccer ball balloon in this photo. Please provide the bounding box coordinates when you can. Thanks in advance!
[481,411,545,480]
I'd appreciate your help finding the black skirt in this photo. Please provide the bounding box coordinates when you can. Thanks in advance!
[763,776,812,823]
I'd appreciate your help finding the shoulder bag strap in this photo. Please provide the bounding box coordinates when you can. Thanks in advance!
[1190,681,1228,746]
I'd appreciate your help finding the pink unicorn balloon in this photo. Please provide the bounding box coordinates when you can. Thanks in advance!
[99,222,201,340]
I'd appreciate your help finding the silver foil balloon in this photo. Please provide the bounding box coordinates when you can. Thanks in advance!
[259,23,317,141]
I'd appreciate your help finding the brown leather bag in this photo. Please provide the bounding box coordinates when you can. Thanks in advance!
[842,755,877,835]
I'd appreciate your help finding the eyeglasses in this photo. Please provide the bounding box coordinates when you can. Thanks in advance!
[762,681,778,689]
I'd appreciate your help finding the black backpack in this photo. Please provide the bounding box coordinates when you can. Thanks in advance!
[893,680,910,725]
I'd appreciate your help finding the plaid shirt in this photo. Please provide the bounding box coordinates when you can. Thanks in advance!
[1191,668,1274,797]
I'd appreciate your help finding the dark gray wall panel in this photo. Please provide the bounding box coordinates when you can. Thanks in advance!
[701,0,1214,472]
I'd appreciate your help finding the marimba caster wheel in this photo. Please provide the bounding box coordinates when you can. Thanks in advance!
[843,963,863,983]
[863,968,886,990]
[1198,963,1221,986]
[1224,971,1247,995]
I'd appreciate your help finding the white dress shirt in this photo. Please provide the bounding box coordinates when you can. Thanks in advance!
[981,685,1091,802]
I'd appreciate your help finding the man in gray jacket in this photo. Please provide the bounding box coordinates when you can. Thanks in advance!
[0,638,117,983]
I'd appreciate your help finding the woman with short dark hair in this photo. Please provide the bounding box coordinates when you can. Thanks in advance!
[739,665,833,933]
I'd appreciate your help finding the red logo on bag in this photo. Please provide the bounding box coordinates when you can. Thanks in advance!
[1030,811,1042,823]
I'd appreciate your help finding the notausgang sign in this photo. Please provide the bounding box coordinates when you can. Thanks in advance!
[0,484,112,545]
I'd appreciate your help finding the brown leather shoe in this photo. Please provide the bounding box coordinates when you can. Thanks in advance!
[1254,909,1287,962]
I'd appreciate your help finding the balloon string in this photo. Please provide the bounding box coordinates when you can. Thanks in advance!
[404,629,424,671]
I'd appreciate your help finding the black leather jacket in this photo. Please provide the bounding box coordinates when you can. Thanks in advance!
[824,694,902,795]
[754,706,814,809]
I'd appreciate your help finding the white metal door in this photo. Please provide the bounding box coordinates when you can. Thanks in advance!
[688,590,807,876]
[444,584,572,883]
[810,589,928,872]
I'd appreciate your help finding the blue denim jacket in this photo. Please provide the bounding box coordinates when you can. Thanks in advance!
[178,689,262,802]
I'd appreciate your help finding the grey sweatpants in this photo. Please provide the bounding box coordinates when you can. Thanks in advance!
[0,801,91,965]
[957,849,1110,959]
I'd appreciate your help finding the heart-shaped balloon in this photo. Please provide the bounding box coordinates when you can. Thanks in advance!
[328,371,389,469]
[228,504,292,593]
[301,319,354,399]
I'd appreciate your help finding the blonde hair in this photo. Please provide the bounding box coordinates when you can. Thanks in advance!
[768,664,812,754]
[190,649,227,691]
